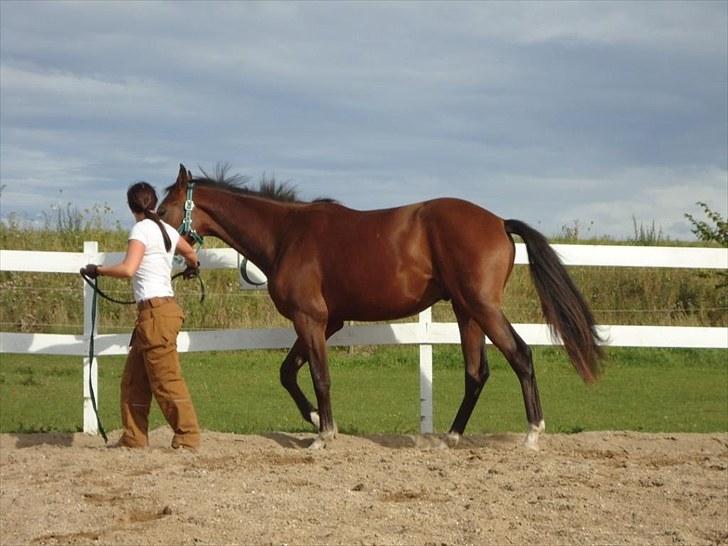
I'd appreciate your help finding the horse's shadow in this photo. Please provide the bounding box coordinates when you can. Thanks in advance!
[260,431,521,450]
[261,432,313,449]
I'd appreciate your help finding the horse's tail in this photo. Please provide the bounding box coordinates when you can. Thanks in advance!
[505,219,604,383]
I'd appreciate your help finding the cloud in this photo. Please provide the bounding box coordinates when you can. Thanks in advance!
[555,166,728,239]
[1,1,726,238]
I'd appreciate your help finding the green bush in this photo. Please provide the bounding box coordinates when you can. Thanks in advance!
[685,202,727,289]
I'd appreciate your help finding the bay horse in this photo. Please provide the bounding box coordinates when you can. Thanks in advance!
[159,164,603,450]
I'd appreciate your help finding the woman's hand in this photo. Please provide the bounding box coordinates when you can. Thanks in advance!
[175,236,200,280]
[182,261,201,279]
[80,264,100,279]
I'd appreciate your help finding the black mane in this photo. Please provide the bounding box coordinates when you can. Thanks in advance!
[197,166,302,203]
[168,165,336,204]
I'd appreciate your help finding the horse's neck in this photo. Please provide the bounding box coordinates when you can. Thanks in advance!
[199,189,291,274]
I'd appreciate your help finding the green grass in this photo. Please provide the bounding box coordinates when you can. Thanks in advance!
[1,346,726,435]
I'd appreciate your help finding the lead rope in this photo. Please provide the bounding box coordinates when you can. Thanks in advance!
[81,269,204,305]
[87,279,108,444]
[81,273,136,305]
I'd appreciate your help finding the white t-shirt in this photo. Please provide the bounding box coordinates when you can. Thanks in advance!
[128,219,180,302]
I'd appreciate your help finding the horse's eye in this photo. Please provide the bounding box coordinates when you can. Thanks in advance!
[158,206,166,216]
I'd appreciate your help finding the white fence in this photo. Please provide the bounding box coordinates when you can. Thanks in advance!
[1,242,726,435]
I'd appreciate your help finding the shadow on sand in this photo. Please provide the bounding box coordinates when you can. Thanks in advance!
[259,431,522,450]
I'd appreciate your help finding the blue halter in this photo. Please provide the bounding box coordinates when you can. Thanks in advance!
[178,182,205,246]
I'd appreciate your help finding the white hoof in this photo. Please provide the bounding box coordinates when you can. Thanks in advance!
[524,420,546,451]
[308,429,336,450]
[446,432,461,448]
[308,436,327,450]
[310,413,337,437]
[524,432,540,451]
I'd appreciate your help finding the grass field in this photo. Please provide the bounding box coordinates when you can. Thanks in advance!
[1,346,726,435]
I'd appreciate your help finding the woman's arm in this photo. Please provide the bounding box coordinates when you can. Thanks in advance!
[97,239,145,279]
[176,236,199,268]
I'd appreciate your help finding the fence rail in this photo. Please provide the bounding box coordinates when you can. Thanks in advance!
[1,242,726,435]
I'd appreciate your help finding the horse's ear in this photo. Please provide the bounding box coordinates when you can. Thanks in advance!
[176,164,189,185]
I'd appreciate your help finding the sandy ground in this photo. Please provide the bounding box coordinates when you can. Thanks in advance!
[1,429,726,546]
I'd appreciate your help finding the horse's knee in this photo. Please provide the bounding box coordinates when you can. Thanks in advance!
[467,359,490,390]
[279,354,305,389]
[505,345,533,379]
[312,376,331,398]
[309,361,331,396]
[279,366,295,389]
[481,361,491,384]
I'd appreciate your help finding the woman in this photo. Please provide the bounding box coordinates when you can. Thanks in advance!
[81,182,201,450]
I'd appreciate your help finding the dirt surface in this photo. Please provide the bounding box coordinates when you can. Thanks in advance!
[1,429,726,546]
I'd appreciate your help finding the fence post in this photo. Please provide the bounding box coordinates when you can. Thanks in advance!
[419,307,433,434]
[82,241,99,435]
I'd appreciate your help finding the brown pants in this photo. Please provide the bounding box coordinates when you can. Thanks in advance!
[120,297,200,449]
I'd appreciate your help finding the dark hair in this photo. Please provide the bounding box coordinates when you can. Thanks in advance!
[127,182,172,252]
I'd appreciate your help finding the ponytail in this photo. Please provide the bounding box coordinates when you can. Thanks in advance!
[144,209,172,252]
[127,182,172,252]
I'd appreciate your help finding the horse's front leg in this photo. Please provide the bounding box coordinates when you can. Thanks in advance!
[279,338,319,428]
[293,314,337,449]
[279,318,344,432]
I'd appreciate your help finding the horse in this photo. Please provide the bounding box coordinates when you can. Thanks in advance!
[159,164,603,450]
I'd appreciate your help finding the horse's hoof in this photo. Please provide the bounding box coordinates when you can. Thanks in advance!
[524,420,545,451]
[445,432,461,448]
[309,411,320,430]
[308,429,336,450]
[524,434,540,451]
[308,437,327,450]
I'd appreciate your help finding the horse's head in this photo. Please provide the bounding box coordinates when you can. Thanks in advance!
[157,164,189,227]
[158,164,203,244]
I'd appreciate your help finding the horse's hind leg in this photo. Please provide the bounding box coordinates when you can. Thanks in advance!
[479,307,545,450]
[448,306,490,446]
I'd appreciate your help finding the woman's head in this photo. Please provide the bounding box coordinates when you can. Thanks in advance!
[127,181,172,251]
[127,182,158,214]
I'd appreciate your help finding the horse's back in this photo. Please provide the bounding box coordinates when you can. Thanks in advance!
[312,196,514,283]
[288,198,515,319]
[307,201,439,319]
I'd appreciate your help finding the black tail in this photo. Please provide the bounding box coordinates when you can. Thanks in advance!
[505,219,604,382]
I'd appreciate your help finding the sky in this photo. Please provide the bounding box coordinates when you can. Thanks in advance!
[1,0,726,239]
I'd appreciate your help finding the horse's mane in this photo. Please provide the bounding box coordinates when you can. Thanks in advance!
[172,164,336,204]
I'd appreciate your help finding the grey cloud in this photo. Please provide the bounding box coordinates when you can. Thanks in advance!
[1,1,725,237]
